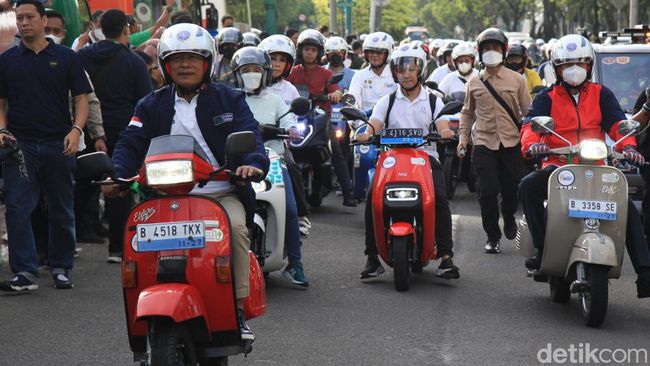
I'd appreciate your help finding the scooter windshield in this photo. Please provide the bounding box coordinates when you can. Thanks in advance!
[146,135,211,162]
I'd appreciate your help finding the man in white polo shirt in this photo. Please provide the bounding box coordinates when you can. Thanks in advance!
[347,32,397,111]
[438,42,478,98]
[355,44,460,281]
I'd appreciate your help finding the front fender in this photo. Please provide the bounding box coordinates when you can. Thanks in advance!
[566,232,618,277]
[136,284,208,324]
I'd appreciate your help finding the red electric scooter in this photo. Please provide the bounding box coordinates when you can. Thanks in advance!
[341,102,462,292]
[77,132,266,366]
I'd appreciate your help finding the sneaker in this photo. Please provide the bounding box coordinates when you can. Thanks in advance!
[237,309,255,341]
[52,271,74,289]
[525,254,542,270]
[503,218,517,240]
[360,255,385,279]
[299,225,310,236]
[107,253,123,263]
[298,217,312,229]
[484,240,500,254]
[436,258,460,279]
[0,273,38,292]
[282,262,309,287]
[636,271,650,298]
[343,195,357,207]
[74,247,82,258]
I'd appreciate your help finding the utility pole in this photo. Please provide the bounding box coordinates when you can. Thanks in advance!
[264,0,276,34]
[629,0,638,27]
[330,0,337,34]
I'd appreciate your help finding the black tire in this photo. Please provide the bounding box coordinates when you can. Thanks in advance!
[148,319,196,366]
[199,356,228,366]
[392,236,410,292]
[549,276,571,304]
[443,156,460,200]
[579,264,609,328]
[307,175,323,207]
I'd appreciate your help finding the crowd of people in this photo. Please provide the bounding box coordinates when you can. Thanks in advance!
[0,0,650,342]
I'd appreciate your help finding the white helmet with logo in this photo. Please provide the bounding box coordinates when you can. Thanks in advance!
[324,36,349,54]
[551,34,594,80]
[158,23,216,84]
[389,42,427,82]
[451,42,476,61]
[258,34,296,77]
[362,32,394,63]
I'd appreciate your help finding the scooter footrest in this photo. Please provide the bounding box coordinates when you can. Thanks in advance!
[570,280,589,293]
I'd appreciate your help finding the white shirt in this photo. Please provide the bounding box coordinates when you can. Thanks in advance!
[370,86,446,159]
[348,65,397,111]
[248,90,296,156]
[438,69,478,97]
[427,64,454,84]
[170,93,232,194]
[266,79,300,106]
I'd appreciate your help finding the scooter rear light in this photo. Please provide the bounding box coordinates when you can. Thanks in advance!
[335,130,343,139]
[215,256,232,283]
[122,261,138,288]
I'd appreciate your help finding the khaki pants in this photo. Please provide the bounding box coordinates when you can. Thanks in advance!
[205,192,250,299]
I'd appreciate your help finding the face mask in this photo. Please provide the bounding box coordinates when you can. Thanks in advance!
[223,48,236,60]
[562,65,587,86]
[505,62,523,72]
[91,28,105,42]
[457,62,472,75]
[482,51,503,67]
[46,34,63,45]
[343,58,352,68]
[328,53,343,67]
[241,72,263,92]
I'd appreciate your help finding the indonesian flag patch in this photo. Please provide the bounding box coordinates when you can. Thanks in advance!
[128,116,143,128]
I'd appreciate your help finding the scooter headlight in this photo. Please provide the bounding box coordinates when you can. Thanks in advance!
[386,188,419,201]
[579,140,608,161]
[252,180,271,193]
[145,160,193,185]
[296,123,306,133]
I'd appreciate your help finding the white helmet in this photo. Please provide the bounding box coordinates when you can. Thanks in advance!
[258,34,296,78]
[390,42,427,82]
[158,23,216,84]
[324,36,348,54]
[551,34,594,82]
[535,38,545,46]
[430,38,444,49]
[362,32,394,63]
[451,42,476,61]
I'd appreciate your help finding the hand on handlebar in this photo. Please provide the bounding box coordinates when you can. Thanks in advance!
[528,143,550,157]
[288,127,301,140]
[356,133,370,143]
[328,91,342,104]
[234,165,264,186]
[101,179,127,198]
[439,129,455,140]
[623,146,645,166]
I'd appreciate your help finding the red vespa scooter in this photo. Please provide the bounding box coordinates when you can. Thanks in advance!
[341,103,462,292]
[77,132,266,366]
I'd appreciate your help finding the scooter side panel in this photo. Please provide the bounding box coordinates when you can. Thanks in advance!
[542,165,627,277]
[256,149,287,272]
[566,233,619,277]
[372,149,436,266]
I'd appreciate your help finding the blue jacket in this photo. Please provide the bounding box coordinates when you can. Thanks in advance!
[112,83,269,224]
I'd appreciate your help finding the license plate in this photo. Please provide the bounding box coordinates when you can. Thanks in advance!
[380,128,424,145]
[136,221,205,252]
[331,107,341,122]
[568,199,617,220]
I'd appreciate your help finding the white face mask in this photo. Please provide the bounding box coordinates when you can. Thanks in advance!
[343,58,352,68]
[457,62,472,75]
[241,72,263,92]
[561,65,587,86]
[91,28,105,42]
[46,34,63,45]
[482,51,503,67]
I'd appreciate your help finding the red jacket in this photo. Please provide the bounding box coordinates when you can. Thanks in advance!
[286,64,340,113]
[521,82,635,167]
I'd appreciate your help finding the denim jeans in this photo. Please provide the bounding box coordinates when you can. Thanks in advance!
[282,168,302,264]
[3,140,76,276]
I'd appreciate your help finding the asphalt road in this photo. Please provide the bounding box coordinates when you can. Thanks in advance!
[1,186,649,366]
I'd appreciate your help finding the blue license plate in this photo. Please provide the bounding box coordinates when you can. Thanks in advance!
[136,221,206,252]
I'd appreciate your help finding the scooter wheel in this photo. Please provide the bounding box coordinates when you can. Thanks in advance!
[148,318,197,366]
[580,264,609,328]
[392,236,410,292]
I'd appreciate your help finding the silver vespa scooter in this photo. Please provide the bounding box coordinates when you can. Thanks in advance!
[516,117,641,328]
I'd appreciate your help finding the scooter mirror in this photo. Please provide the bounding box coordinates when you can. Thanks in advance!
[617,119,640,136]
[425,81,439,90]
[328,73,344,85]
[340,107,368,122]
[225,131,256,159]
[437,101,463,117]
[290,97,311,116]
[76,151,114,181]
[531,116,555,134]
[341,93,356,106]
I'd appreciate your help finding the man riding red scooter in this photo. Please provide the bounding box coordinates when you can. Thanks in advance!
[352,44,461,290]
[101,23,269,361]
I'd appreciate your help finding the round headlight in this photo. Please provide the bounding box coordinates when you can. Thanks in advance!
[579,140,608,161]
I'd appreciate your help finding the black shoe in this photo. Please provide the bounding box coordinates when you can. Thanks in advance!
[360,255,385,279]
[343,195,357,207]
[436,258,460,279]
[92,223,109,238]
[0,273,38,292]
[504,218,517,240]
[484,240,500,254]
[76,230,105,244]
[637,271,650,298]
[525,255,542,270]
[52,271,74,289]
[237,309,255,341]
